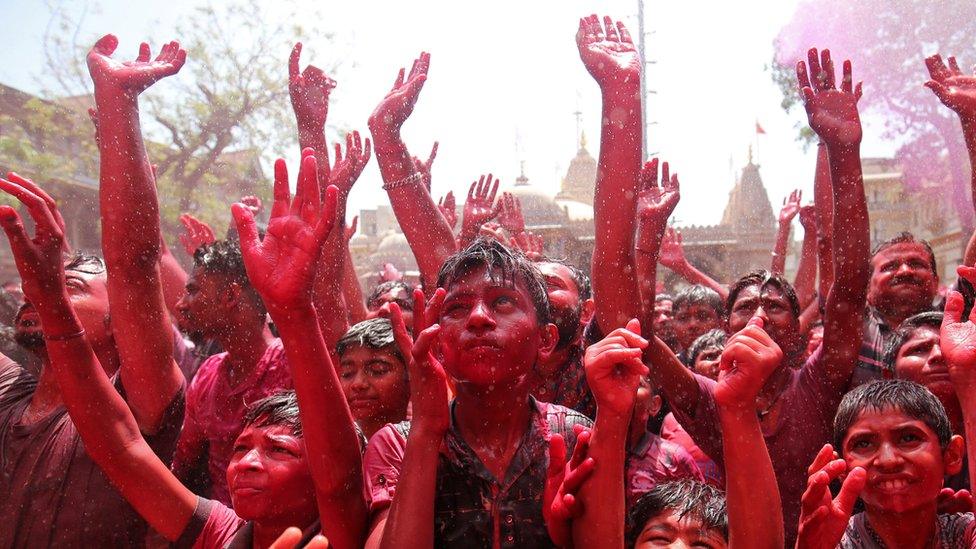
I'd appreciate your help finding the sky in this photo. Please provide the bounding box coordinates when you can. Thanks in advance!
[0,0,898,229]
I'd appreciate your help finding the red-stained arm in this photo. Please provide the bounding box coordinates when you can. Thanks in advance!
[342,216,369,325]
[797,49,870,386]
[458,175,502,248]
[942,273,976,492]
[771,189,801,274]
[233,154,365,549]
[634,159,679,337]
[812,143,835,304]
[368,53,457,293]
[578,15,643,334]
[925,54,976,215]
[88,35,184,433]
[158,236,188,317]
[793,205,818,309]
[659,228,729,301]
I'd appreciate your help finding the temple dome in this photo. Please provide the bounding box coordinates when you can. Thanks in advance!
[506,178,570,227]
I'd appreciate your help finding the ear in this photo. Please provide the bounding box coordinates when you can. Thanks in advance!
[648,393,663,417]
[943,434,965,476]
[579,298,595,326]
[536,322,559,364]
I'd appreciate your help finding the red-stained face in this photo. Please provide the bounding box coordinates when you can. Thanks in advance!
[367,287,414,328]
[536,262,591,349]
[674,304,721,350]
[339,345,410,436]
[438,265,556,387]
[692,345,723,381]
[226,423,317,525]
[633,510,727,548]
[15,268,113,356]
[728,284,801,360]
[175,267,227,338]
[894,327,957,416]
[868,242,938,313]
[653,299,676,344]
[842,408,962,514]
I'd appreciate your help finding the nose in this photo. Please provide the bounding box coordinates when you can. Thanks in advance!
[896,261,913,275]
[752,307,768,325]
[350,370,370,391]
[235,448,263,472]
[875,441,904,470]
[929,341,945,366]
[465,301,495,332]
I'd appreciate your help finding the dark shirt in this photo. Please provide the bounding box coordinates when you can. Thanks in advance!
[533,343,596,419]
[0,359,185,548]
[364,398,592,548]
[850,306,898,388]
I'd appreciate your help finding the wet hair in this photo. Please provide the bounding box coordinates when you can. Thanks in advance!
[884,311,944,367]
[244,390,302,437]
[834,380,951,451]
[673,285,723,318]
[436,238,551,325]
[367,280,414,311]
[688,329,727,364]
[193,240,265,315]
[872,232,937,276]
[655,293,674,303]
[626,480,728,547]
[64,252,106,275]
[336,318,405,364]
[539,256,592,301]
[726,270,801,318]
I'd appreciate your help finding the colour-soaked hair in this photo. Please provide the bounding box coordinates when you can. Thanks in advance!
[673,285,724,318]
[872,231,937,276]
[64,252,107,275]
[655,293,673,303]
[437,238,551,325]
[726,270,801,318]
[833,379,951,451]
[883,311,943,367]
[367,280,414,311]
[539,255,592,301]
[687,329,727,364]
[244,390,302,437]
[625,479,728,547]
[336,318,405,364]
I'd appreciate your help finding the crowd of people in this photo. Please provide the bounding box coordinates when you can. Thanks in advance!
[4,12,976,548]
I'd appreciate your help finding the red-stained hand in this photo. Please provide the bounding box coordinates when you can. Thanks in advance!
[798,204,817,232]
[938,488,974,514]
[4,172,70,252]
[584,318,649,419]
[368,52,430,137]
[924,54,976,120]
[498,192,526,236]
[713,317,784,411]
[658,227,687,270]
[233,150,338,313]
[437,191,458,230]
[269,526,330,549]
[324,130,372,200]
[86,34,186,98]
[576,14,640,89]
[461,174,501,236]
[241,195,263,217]
[0,177,69,304]
[288,42,337,133]
[543,427,595,549]
[413,141,438,191]
[178,213,216,256]
[941,275,976,395]
[636,158,680,223]
[797,444,867,549]
[87,107,101,147]
[513,231,545,261]
[344,215,359,243]
[779,189,802,225]
[382,289,449,435]
[796,48,863,148]
[478,222,511,247]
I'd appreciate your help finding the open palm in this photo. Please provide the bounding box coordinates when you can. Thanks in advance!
[576,15,640,86]
[925,54,976,117]
[87,34,186,96]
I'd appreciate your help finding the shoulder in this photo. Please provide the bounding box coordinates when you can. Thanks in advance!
[364,422,410,468]
[186,353,227,394]
[0,356,34,403]
[173,497,245,549]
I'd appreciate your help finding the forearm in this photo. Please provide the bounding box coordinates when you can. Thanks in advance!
[592,85,642,333]
[159,237,188,318]
[379,428,442,549]
[298,120,332,187]
[960,119,976,213]
[717,407,783,549]
[813,143,835,301]
[771,221,791,274]
[571,416,628,549]
[670,260,729,302]
[342,247,369,324]
[635,220,666,338]
[645,337,701,414]
[798,299,821,336]
[274,307,366,548]
[793,229,818,309]
[313,235,352,350]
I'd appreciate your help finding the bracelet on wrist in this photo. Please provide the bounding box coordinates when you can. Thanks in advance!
[43,328,86,342]
[382,172,425,192]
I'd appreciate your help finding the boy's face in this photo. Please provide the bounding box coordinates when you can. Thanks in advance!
[438,265,556,387]
[227,423,317,524]
[634,510,727,548]
[339,345,410,424]
[728,283,801,359]
[673,303,721,350]
[692,345,723,381]
[894,327,957,413]
[842,407,963,514]
[654,299,676,344]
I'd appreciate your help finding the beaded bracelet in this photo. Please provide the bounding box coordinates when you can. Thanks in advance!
[44,328,87,341]
[382,172,425,191]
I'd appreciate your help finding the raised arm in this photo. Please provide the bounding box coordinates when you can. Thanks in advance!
[634,159,679,335]
[941,268,976,491]
[289,42,335,187]
[713,317,784,549]
[368,53,457,292]
[0,177,197,542]
[812,143,835,304]
[88,35,185,432]
[925,54,976,214]
[795,444,866,549]
[342,216,369,325]
[577,15,643,332]
[659,228,729,301]
[771,189,801,274]
[233,153,365,549]
[797,48,870,386]
[458,175,502,248]
[793,205,818,309]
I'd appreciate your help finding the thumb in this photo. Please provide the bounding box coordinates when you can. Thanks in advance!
[626,318,641,339]
[547,433,567,480]
[944,290,965,326]
[747,316,765,330]
[836,467,867,515]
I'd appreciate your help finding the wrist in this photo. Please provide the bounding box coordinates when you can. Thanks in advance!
[594,412,631,435]
[268,302,318,327]
[601,80,641,101]
[717,402,758,421]
[93,87,139,109]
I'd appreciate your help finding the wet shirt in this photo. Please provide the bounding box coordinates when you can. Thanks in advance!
[660,412,723,488]
[533,343,596,419]
[0,359,185,548]
[850,307,898,388]
[625,430,703,507]
[364,398,592,548]
[172,338,292,506]
[840,512,976,548]
[671,346,848,546]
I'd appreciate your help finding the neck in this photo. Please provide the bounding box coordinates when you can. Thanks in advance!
[358,406,407,441]
[875,302,925,330]
[216,319,273,379]
[627,414,649,450]
[26,341,121,422]
[865,503,938,549]
[454,379,533,450]
[540,344,572,373]
[757,365,792,412]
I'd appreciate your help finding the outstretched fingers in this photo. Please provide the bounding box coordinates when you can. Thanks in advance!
[231,202,261,259]
[271,158,291,219]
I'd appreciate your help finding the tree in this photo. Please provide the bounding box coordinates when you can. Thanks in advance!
[770,0,976,234]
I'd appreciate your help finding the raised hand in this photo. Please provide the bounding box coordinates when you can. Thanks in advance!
[798,204,817,232]
[796,48,862,148]
[437,191,458,230]
[779,189,802,225]
[178,213,216,256]
[658,227,687,270]
[368,52,430,138]
[478,221,511,247]
[288,42,337,132]
[513,231,544,261]
[382,289,449,435]
[543,428,595,549]
[269,527,330,549]
[925,54,976,120]
[413,141,439,190]
[937,488,974,514]
[713,317,784,410]
[584,318,649,418]
[241,195,263,217]
[796,444,867,549]
[0,177,68,303]
[576,14,640,89]
[233,149,338,313]
[461,174,501,237]
[344,215,359,242]
[941,273,976,394]
[4,172,70,252]
[325,130,372,199]
[86,34,186,98]
[497,192,526,236]
[636,158,680,223]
